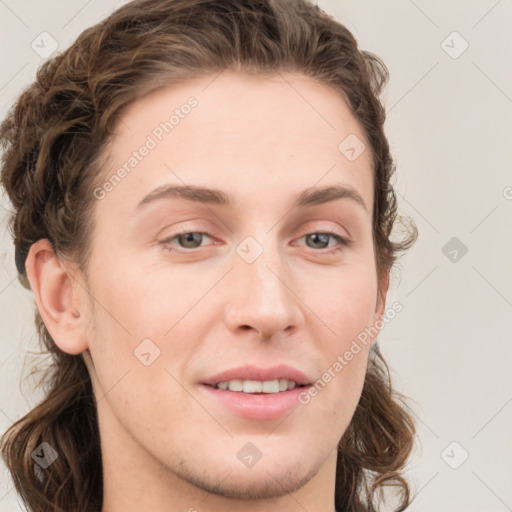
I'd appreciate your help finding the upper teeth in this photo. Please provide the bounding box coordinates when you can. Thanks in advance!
[215,379,298,393]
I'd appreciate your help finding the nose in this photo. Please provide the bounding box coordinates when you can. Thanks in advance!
[223,236,304,341]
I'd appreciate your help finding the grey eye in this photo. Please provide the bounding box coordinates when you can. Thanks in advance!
[176,232,205,248]
[306,233,330,249]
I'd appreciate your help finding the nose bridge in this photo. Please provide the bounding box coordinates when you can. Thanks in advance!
[226,231,302,338]
[245,239,283,297]
[238,232,288,303]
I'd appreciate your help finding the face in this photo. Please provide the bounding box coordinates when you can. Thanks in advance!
[79,71,385,501]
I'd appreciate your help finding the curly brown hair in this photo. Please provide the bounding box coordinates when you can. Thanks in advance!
[0,0,418,511]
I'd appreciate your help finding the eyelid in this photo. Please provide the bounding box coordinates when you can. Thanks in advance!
[160,231,214,250]
[294,230,351,251]
[306,231,349,243]
[294,220,351,244]
[160,228,350,253]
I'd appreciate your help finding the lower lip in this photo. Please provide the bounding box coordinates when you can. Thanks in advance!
[199,384,311,420]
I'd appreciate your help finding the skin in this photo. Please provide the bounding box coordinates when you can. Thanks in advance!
[26,71,389,512]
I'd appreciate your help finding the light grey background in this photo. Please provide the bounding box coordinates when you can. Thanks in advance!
[1,1,511,511]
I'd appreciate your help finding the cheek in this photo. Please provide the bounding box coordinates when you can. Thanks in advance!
[303,261,379,337]
[88,256,181,332]
[301,262,377,402]
[84,257,206,377]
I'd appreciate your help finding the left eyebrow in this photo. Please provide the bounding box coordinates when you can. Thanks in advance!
[295,184,367,211]
[134,183,367,212]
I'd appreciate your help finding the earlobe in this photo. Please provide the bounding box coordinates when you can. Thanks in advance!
[25,239,89,355]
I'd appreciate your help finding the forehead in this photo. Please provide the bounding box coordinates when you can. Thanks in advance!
[98,71,374,216]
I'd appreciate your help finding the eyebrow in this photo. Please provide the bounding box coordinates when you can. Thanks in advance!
[135,183,367,212]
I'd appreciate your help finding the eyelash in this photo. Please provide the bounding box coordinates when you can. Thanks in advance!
[160,230,350,254]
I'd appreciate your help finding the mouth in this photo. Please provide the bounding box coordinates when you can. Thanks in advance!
[204,378,308,394]
[199,365,314,420]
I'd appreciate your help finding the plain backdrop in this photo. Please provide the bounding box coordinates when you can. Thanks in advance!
[1,1,511,511]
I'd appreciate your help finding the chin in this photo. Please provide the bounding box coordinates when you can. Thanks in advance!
[180,461,318,501]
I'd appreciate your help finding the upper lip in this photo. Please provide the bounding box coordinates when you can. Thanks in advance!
[201,364,312,386]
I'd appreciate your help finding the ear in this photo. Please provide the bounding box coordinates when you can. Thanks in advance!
[25,239,89,355]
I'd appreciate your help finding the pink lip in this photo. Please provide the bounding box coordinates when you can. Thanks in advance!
[201,364,312,387]
[199,384,311,420]
[199,364,313,420]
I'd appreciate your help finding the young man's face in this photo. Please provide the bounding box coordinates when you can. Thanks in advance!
[79,71,385,507]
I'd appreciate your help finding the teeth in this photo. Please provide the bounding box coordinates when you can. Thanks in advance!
[262,380,279,393]
[215,379,300,393]
[278,379,288,391]
[243,380,263,393]
[227,379,242,392]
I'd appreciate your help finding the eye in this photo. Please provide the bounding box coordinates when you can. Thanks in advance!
[298,232,350,251]
[160,230,350,254]
[161,231,213,252]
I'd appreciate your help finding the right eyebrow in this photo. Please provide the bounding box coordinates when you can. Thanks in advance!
[136,184,230,210]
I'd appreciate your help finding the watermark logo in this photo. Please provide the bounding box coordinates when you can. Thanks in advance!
[442,236,468,263]
[235,236,264,264]
[31,441,59,469]
[31,31,58,59]
[441,31,469,60]
[237,442,263,468]
[338,133,366,162]
[441,440,469,469]
[133,338,161,366]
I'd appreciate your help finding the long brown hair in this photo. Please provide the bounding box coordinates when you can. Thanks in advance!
[0,1,418,510]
